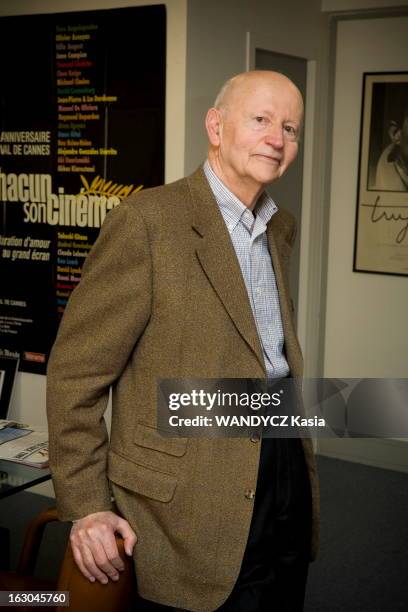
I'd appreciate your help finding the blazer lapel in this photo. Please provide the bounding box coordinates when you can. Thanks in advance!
[187,168,265,374]
[266,222,292,318]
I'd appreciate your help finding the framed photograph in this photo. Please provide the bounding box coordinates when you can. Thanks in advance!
[0,356,19,419]
[354,72,408,276]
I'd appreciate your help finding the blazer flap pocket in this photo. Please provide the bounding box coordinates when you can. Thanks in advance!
[108,450,177,502]
[133,422,188,457]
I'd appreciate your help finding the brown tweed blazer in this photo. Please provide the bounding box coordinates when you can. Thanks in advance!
[47,166,319,612]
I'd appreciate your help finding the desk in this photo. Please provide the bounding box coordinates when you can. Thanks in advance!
[0,460,51,499]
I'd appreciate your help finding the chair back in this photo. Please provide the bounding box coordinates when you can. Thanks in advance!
[56,536,135,611]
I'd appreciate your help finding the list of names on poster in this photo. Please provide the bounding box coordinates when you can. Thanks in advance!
[55,22,118,175]
[56,232,93,314]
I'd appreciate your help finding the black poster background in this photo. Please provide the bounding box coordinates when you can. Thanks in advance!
[0,6,166,374]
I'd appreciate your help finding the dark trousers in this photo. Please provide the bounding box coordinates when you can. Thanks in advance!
[135,437,312,612]
[216,436,312,611]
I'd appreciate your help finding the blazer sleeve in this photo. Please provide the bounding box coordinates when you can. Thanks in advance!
[46,200,152,521]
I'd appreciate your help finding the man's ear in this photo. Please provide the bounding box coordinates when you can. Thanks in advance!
[205,108,223,146]
[389,120,401,145]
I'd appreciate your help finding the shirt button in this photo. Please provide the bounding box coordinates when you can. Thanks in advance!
[245,489,255,500]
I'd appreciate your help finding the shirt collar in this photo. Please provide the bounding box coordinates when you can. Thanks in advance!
[203,160,278,234]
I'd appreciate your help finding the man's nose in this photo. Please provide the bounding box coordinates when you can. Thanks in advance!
[264,125,284,149]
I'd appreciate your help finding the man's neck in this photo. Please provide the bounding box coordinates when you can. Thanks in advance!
[207,154,263,210]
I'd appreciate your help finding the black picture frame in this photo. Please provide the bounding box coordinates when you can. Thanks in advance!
[354,72,408,276]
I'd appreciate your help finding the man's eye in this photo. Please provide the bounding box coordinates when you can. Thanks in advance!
[255,116,266,124]
[284,125,297,138]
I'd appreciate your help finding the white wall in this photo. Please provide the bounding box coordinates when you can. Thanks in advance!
[324,16,408,378]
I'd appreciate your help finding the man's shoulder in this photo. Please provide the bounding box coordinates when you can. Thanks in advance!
[270,205,296,240]
[119,167,203,216]
[103,165,209,240]
[275,206,296,227]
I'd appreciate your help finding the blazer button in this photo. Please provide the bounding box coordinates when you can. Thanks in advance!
[250,433,260,443]
[245,489,255,500]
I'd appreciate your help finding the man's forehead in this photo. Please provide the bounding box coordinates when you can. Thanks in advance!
[233,81,302,118]
[228,74,301,105]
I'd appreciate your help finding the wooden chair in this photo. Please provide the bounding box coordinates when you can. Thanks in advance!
[0,508,136,611]
[57,523,135,611]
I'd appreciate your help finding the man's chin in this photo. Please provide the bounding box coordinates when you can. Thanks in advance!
[249,160,284,184]
[252,170,282,185]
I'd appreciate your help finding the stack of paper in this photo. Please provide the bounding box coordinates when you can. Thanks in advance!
[0,422,48,468]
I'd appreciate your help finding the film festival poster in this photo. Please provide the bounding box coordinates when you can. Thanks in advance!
[354,72,408,276]
[0,5,166,374]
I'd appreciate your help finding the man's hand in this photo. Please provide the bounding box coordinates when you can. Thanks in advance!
[70,510,137,584]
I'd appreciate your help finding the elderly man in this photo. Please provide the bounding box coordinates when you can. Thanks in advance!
[47,70,319,612]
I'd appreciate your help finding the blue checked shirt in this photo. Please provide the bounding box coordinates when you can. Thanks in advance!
[203,160,290,380]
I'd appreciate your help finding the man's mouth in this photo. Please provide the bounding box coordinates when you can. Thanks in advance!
[254,154,282,164]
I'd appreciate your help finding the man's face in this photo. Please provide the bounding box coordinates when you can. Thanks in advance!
[216,77,303,193]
